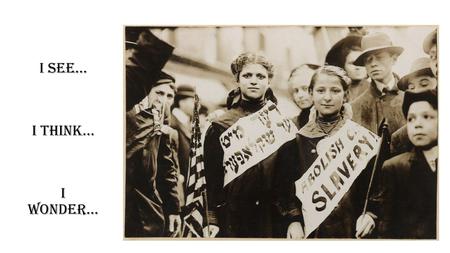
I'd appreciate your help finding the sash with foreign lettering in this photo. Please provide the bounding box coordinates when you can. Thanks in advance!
[220,101,297,187]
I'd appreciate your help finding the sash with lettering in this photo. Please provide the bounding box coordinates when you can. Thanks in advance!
[295,120,380,237]
[220,101,297,187]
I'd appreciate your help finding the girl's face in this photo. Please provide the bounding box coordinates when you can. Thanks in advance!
[311,74,346,118]
[344,50,367,81]
[238,63,270,101]
[289,69,314,110]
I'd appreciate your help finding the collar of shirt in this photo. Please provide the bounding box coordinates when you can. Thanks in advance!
[373,74,396,92]
[423,145,438,172]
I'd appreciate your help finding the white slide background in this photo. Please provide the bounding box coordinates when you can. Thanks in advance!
[0,0,448,252]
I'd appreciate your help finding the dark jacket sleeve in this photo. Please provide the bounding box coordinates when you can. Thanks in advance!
[203,123,226,226]
[364,157,397,238]
[273,139,303,225]
[156,133,181,215]
[390,126,412,157]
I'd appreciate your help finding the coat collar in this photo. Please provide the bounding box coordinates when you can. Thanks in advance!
[368,72,401,97]
[410,146,438,173]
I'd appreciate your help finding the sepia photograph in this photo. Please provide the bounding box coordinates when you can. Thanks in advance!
[124,25,438,239]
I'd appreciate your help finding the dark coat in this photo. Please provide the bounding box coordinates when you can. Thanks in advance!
[170,112,192,185]
[347,78,370,102]
[296,105,374,238]
[368,150,437,239]
[351,76,405,135]
[203,99,301,238]
[291,106,311,130]
[390,125,413,157]
[125,109,180,237]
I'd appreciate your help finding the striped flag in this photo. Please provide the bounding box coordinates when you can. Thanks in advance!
[183,94,209,237]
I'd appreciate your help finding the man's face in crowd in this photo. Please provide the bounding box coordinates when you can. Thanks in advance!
[364,51,397,83]
[407,101,438,148]
[407,75,437,93]
[179,97,195,118]
[148,83,175,113]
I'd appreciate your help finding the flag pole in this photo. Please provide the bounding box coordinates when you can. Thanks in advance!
[181,93,196,237]
[193,92,211,237]
[182,91,211,238]
[362,118,388,215]
[203,181,211,238]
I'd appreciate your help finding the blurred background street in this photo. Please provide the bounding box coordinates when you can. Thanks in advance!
[147,26,436,117]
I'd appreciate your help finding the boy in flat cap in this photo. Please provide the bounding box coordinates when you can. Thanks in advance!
[351,32,405,135]
[125,73,182,237]
[356,90,438,239]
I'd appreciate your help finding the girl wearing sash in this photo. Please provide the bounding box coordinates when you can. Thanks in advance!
[203,52,303,238]
[296,65,374,238]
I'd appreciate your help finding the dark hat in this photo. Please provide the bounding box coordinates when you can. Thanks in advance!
[325,35,362,68]
[423,29,437,54]
[176,84,195,98]
[354,32,404,66]
[125,29,175,110]
[125,27,150,50]
[398,58,434,91]
[125,27,148,42]
[402,90,438,118]
[132,30,174,70]
[155,71,176,87]
[125,41,138,50]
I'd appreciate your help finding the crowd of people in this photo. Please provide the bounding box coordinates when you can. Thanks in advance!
[124,27,438,239]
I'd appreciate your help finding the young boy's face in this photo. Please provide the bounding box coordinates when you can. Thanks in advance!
[407,101,438,147]
[407,75,437,93]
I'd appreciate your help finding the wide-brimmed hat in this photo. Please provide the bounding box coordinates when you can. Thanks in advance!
[402,89,437,118]
[423,29,437,54]
[325,35,362,68]
[354,32,404,66]
[398,58,434,91]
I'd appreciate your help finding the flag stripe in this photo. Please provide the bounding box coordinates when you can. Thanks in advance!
[183,93,208,238]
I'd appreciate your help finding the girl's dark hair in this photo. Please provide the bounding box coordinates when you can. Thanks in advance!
[338,45,362,68]
[230,52,274,82]
[309,65,351,92]
[325,35,362,68]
